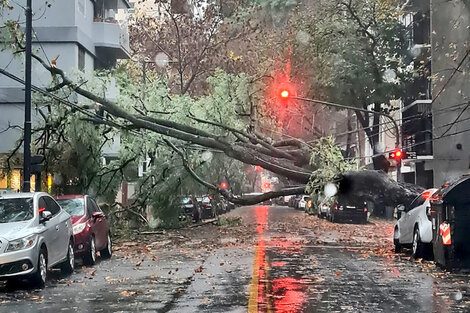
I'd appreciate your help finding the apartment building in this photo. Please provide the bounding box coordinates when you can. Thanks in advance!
[430,0,470,186]
[0,0,132,190]
[400,0,434,188]
[401,0,470,187]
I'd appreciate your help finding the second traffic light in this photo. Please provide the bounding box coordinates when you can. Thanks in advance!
[389,149,406,162]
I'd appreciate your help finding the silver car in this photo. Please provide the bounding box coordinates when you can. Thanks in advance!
[0,192,74,287]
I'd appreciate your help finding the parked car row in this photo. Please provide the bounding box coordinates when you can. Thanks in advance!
[178,195,235,222]
[393,179,470,270]
[286,195,310,210]
[278,193,368,225]
[0,192,111,288]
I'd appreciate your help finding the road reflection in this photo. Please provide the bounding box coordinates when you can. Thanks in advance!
[248,206,306,313]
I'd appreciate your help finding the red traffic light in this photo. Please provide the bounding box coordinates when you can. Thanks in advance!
[280,90,289,99]
[220,182,228,189]
[389,149,405,161]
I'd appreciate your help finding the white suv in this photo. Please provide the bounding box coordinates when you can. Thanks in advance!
[394,188,438,258]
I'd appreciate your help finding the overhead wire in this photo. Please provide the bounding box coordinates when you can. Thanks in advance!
[0,68,226,155]
[0,68,145,138]
[306,101,470,144]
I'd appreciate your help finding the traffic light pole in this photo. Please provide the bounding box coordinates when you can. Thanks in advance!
[22,0,32,192]
[292,96,401,181]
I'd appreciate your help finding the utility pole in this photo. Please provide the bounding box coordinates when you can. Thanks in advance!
[23,0,32,192]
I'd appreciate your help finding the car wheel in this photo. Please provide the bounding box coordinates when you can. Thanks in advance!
[83,236,96,265]
[393,228,402,253]
[61,239,75,275]
[412,227,424,259]
[30,248,47,288]
[100,233,112,259]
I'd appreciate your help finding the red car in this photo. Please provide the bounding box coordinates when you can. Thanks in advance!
[55,195,112,265]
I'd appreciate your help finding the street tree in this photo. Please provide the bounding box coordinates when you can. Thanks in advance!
[287,0,410,170]
[128,0,257,96]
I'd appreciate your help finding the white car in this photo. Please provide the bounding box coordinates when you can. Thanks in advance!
[297,195,310,210]
[282,195,293,206]
[317,202,329,218]
[394,188,438,258]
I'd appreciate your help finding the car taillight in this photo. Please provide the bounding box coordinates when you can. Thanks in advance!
[363,207,367,213]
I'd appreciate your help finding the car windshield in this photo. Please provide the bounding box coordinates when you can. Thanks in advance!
[181,198,192,204]
[56,198,85,216]
[0,198,34,223]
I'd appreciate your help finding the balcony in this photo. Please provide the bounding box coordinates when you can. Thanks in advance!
[93,19,130,62]
[402,100,433,157]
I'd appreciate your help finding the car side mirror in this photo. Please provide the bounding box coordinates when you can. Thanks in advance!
[92,211,105,219]
[40,211,52,223]
[395,205,405,219]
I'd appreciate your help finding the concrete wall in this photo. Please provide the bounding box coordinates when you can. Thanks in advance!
[431,0,470,185]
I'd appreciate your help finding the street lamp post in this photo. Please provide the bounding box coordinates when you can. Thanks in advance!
[291,95,402,181]
[23,0,33,192]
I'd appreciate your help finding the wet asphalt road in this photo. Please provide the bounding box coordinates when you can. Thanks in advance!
[1,205,470,312]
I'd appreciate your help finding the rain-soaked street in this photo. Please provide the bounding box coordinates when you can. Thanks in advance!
[2,205,470,312]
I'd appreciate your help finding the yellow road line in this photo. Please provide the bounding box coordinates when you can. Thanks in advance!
[248,241,262,312]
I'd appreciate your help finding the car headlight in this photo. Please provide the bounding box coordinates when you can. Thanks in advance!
[6,234,38,252]
[73,222,87,235]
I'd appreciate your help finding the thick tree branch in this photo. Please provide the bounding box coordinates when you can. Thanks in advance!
[165,139,307,205]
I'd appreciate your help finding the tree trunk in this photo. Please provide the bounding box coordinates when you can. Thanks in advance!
[346,110,353,158]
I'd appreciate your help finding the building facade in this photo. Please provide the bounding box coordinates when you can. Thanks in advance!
[430,0,470,186]
[0,0,131,190]
[400,0,434,188]
[400,0,470,187]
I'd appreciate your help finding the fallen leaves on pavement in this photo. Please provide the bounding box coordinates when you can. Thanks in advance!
[120,289,143,297]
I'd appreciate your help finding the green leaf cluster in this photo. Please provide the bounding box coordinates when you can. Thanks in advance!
[306,136,355,210]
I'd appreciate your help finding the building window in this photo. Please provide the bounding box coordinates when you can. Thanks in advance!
[78,46,85,71]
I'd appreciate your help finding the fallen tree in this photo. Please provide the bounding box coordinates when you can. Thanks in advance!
[0,52,422,210]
